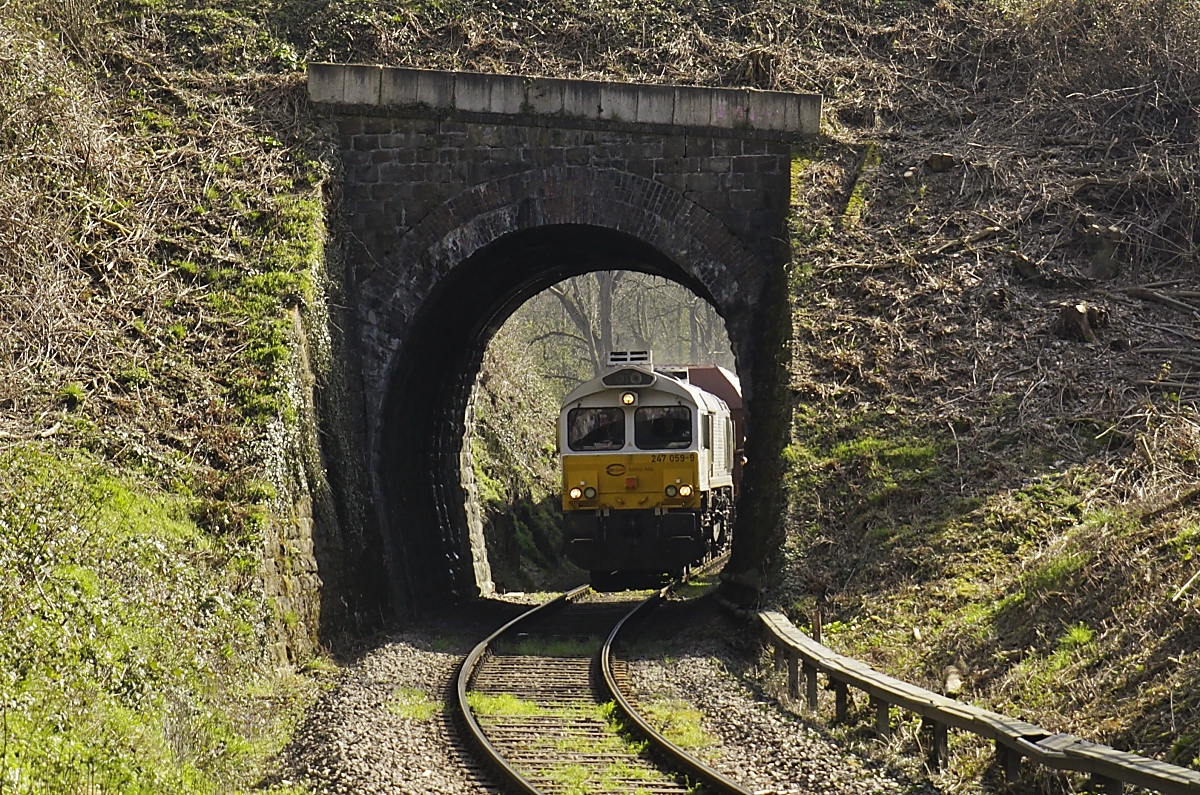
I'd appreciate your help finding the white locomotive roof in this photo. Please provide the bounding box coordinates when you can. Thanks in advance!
[561,363,729,413]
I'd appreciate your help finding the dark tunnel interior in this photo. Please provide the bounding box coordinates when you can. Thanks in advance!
[378,224,726,613]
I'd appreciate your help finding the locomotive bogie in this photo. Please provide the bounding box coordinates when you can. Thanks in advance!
[563,508,706,574]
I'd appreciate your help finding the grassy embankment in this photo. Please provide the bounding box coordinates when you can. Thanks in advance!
[4,0,1198,791]
[769,0,1200,788]
[1,1,330,791]
[469,328,575,593]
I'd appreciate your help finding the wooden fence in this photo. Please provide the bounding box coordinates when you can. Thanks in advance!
[759,610,1200,795]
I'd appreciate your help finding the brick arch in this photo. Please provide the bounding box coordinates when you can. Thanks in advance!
[360,166,765,344]
[357,167,782,613]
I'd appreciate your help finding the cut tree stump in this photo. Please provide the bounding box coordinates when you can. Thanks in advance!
[1054,302,1108,342]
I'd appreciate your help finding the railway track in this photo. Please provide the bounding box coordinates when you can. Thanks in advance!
[455,567,750,795]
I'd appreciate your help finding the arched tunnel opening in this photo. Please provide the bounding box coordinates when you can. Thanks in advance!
[372,216,787,614]
[378,223,749,614]
[470,269,737,594]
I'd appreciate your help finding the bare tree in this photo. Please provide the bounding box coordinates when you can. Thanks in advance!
[504,270,734,395]
[545,270,626,374]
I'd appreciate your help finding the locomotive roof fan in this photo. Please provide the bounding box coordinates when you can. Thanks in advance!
[606,350,652,367]
[602,350,657,388]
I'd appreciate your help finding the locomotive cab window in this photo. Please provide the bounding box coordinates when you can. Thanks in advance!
[567,407,626,451]
[634,406,692,450]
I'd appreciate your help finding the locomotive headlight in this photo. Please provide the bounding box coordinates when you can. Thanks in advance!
[568,487,583,500]
[678,484,694,497]
[620,391,637,405]
[665,484,678,498]
[583,486,597,499]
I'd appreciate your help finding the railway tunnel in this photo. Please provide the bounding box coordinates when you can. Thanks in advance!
[383,225,718,602]
[309,65,819,618]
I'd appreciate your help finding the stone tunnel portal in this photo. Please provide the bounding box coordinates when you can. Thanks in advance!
[314,65,817,617]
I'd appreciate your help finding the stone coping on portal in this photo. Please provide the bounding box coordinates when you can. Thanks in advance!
[308,63,821,138]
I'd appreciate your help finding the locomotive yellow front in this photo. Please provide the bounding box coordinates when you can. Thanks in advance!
[557,352,739,587]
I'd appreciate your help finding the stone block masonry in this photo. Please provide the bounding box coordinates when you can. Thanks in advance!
[309,64,821,140]
[338,115,793,272]
[308,66,817,615]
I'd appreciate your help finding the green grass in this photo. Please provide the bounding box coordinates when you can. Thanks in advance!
[58,381,87,409]
[784,401,1200,766]
[0,443,315,794]
[465,692,609,722]
[841,142,881,228]
[465,692,549,718]
[533,719,664,795]
[1171,523,1200,560]
[537,761,660,795]
[386,687,440,721]
[493,636,602,656]
[639,697,717,752]
[1058,622,1095,650]
[674,571,721,600]
[465,695,668,792]
[1002,622,1102,711]
[1019,549,1090,597]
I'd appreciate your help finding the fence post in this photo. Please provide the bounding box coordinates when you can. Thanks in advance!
[834,680,849,721]
[787,653,799,700]
[996,742,1021,783]
[803,662,818,712]
[871,697,890,739]
[930,720,949,769]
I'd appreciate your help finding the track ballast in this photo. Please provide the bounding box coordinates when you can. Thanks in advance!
[455,571,751,795]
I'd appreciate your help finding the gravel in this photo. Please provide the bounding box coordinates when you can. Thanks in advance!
[268,594,940,795]
[266,601,526,795]
[625,598,938,795]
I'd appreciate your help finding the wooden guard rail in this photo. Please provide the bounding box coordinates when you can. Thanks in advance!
[759,611,1200,795]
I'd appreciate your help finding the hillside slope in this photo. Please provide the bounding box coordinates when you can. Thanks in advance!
[1,3,331,792]
[761,0,1200,782]
[1,0,1197,791]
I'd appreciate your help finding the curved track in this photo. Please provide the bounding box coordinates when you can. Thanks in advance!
[455,571,750,795]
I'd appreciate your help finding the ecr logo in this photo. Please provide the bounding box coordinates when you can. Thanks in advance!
[605,463,626,476]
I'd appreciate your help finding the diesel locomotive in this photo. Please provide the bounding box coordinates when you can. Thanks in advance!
[559,351,743,589]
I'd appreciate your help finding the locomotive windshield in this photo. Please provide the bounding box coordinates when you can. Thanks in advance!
[634,406,692,450]
[567,407,626,451]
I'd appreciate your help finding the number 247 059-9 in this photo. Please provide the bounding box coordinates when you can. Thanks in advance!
[650,453,694,463]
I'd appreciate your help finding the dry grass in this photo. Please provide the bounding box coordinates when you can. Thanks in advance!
[0,18,132,420]
[2,0,1198,787]
[766,0,1200,774]
[0,4,332,791]
[0,5,327,513]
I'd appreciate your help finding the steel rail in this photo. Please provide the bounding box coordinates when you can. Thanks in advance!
[600,583,754,795]
[456,558,747,795]
[454,584,591,795]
